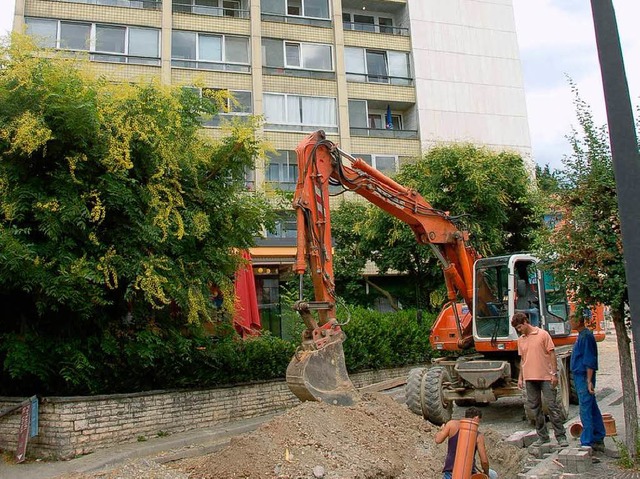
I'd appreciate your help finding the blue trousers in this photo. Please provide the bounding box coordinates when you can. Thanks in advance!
[573,372,606,446]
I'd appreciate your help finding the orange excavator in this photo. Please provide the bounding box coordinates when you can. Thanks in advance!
[286,130,604,424]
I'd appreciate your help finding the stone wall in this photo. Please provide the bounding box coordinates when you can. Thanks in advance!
[0,365,418,459]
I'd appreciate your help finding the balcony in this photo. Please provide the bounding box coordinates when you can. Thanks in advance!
[260,12,331,28]
[48,0,161,9]
[173,1,249,18]
[262,66,335,81]
[342,21,408,36]
[349,127,418,139]
[171,60,250,73]
[346,73,413,87]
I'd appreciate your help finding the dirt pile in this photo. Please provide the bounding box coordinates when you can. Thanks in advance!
[171,393,528,479]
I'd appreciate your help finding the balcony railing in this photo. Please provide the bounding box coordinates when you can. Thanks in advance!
[260,12,331,28]
[90,53,161,65]
[202,113,252,127]
[173,2,249,18]
[265,181,296,192]
[264,123,338,133]
[262,66,335,80]
[346,73,413,86]
[172,60,250,73]
[343,21,409,36]
[350,127,418,139]
[51,0,161,9]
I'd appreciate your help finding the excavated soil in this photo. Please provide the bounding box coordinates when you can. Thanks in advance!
[169,393,527,479]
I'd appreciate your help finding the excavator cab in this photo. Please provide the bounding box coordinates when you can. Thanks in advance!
[473,254,572,349]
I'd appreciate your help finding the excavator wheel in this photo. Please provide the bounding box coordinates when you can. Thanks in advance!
[405,367,427,416]
[556,360,570,421]
[422,365,453,426]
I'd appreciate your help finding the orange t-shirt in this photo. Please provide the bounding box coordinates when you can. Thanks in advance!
[517,327,555,381]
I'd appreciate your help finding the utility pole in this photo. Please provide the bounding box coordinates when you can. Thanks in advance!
[590,0,640,447]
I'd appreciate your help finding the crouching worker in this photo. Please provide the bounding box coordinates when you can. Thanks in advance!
[435,406,498,479]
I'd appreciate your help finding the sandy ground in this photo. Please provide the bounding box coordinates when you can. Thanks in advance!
[59,393,527,479]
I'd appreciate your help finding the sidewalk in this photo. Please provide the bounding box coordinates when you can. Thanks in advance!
[0,413,278,479]
[523,389,629,478]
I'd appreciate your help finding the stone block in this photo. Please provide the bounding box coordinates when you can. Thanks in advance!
[506,430,530,448]
[523,431,539,447]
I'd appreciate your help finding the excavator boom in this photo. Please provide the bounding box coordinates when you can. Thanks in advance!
[287,131,484,404]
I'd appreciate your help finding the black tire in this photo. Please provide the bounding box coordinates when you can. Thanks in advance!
[556,360,570,422]
[423,365,453,426]
[406,368,427,416]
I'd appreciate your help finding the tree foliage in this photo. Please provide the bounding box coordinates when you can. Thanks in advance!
[0,36,275,394]
[332,144,541,309]
[537,82,638,453]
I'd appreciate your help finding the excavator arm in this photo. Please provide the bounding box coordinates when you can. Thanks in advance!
[286,130,482,405]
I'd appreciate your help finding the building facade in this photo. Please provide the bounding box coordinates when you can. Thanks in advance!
[13,0,532,335]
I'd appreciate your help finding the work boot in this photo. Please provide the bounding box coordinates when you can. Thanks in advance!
[532,437,550,447]
[557,437,569,448]
[592,441,606,452]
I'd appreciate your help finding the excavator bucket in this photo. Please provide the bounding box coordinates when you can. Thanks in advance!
[286,338,359,406]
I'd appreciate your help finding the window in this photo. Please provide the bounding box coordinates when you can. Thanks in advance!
[262,39,333,74]
[25,18,56,48]
[368,113,401,130]
[356,154,398,174]
[60,22,91,50]
[353,14,375,32]
[171,31,250,71]
[266,212,297,238]
[345,47,411,85]
[244,165,256,191]
[343,12,395,34]
[95,25,126,54]
[349,101,402,130]
[199,88,253,127]
[262,0,329,19]
[348,100,368,128]
[25,18,160,64]
[263,93,336,132]
[266,150,297,192]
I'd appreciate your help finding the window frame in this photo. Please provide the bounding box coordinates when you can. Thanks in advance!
[342,12,395,33]
[25,18,161,64]
[281,41,333,71]
[344,46,411,85]
[171,30,251,71]
[356,154,399,173]
[263,92,337,132]
[265,150,298,192]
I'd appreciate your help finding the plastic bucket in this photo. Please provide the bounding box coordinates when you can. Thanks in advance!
[569,422,583,438]
[602,413,617,436]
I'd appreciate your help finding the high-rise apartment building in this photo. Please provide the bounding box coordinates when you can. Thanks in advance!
[13,0,532,335]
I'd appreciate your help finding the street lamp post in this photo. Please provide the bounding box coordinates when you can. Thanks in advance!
[590,0,640,449]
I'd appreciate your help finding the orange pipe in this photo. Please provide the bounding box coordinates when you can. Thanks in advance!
[452,417,480,479]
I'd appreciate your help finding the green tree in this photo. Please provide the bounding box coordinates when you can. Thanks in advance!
[332,144,541,309]
[0,36,275,394]
[536,163,563,196]
[538,84,638,454]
